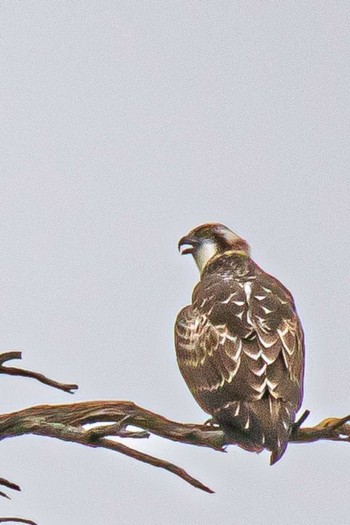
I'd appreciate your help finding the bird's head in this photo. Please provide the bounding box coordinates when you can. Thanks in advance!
[178,223,250,273]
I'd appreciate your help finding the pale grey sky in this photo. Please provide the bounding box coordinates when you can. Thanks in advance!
[1,2,349,524]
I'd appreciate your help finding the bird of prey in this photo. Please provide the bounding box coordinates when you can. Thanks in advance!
[175,223,304,464]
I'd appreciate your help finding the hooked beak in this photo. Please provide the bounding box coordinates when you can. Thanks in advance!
[178,235,198,255]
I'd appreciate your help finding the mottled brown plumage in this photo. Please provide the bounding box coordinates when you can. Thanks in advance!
[175,223,304,464]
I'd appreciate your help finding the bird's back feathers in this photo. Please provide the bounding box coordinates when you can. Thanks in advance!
[175,251,304,463]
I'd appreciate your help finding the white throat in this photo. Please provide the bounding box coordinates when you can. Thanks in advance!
[193,241,218,273]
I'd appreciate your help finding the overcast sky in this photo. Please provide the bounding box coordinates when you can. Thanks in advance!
[1,2,350,524]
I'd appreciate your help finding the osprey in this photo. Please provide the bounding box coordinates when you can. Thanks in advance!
[175,223,304,464]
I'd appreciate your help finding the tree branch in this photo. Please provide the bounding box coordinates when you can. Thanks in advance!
[1,350,350,504]
[0,349,78,522]
[0,352,78,394]
[1,400,350,495]
[0,519,37,524]
[0,479,20,495]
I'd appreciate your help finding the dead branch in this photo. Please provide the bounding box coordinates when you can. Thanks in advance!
[0,478,21,500]
[0,350,78,522]
[0,519,37,524]
[0,352,78,394]
[0,400,350,495]
[1,350,350,509]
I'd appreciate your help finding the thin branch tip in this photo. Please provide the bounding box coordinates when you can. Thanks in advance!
[0,351,78,394]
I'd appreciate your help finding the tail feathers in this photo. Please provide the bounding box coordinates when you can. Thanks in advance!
[266,398,295,465]
[270,441,288,465]
[214,398,295,464]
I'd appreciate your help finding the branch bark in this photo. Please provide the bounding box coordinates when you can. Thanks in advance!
[1,400,350,495]
[1,351,350,521]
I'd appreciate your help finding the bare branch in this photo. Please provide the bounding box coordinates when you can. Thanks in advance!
[0,349,77,508]
[292,409,310,430]
[0,518,37,524]
[0,479,20,493]
[290,414,350,443]
[0,401,216,493]
[0,352,78,394]
[1,400,350,494]
[1,350,349,495]
[0,476,21,500]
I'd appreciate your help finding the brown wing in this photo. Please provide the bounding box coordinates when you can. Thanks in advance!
[175,260,304,462]
[248,271,304,409]
[175,304,243,413]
